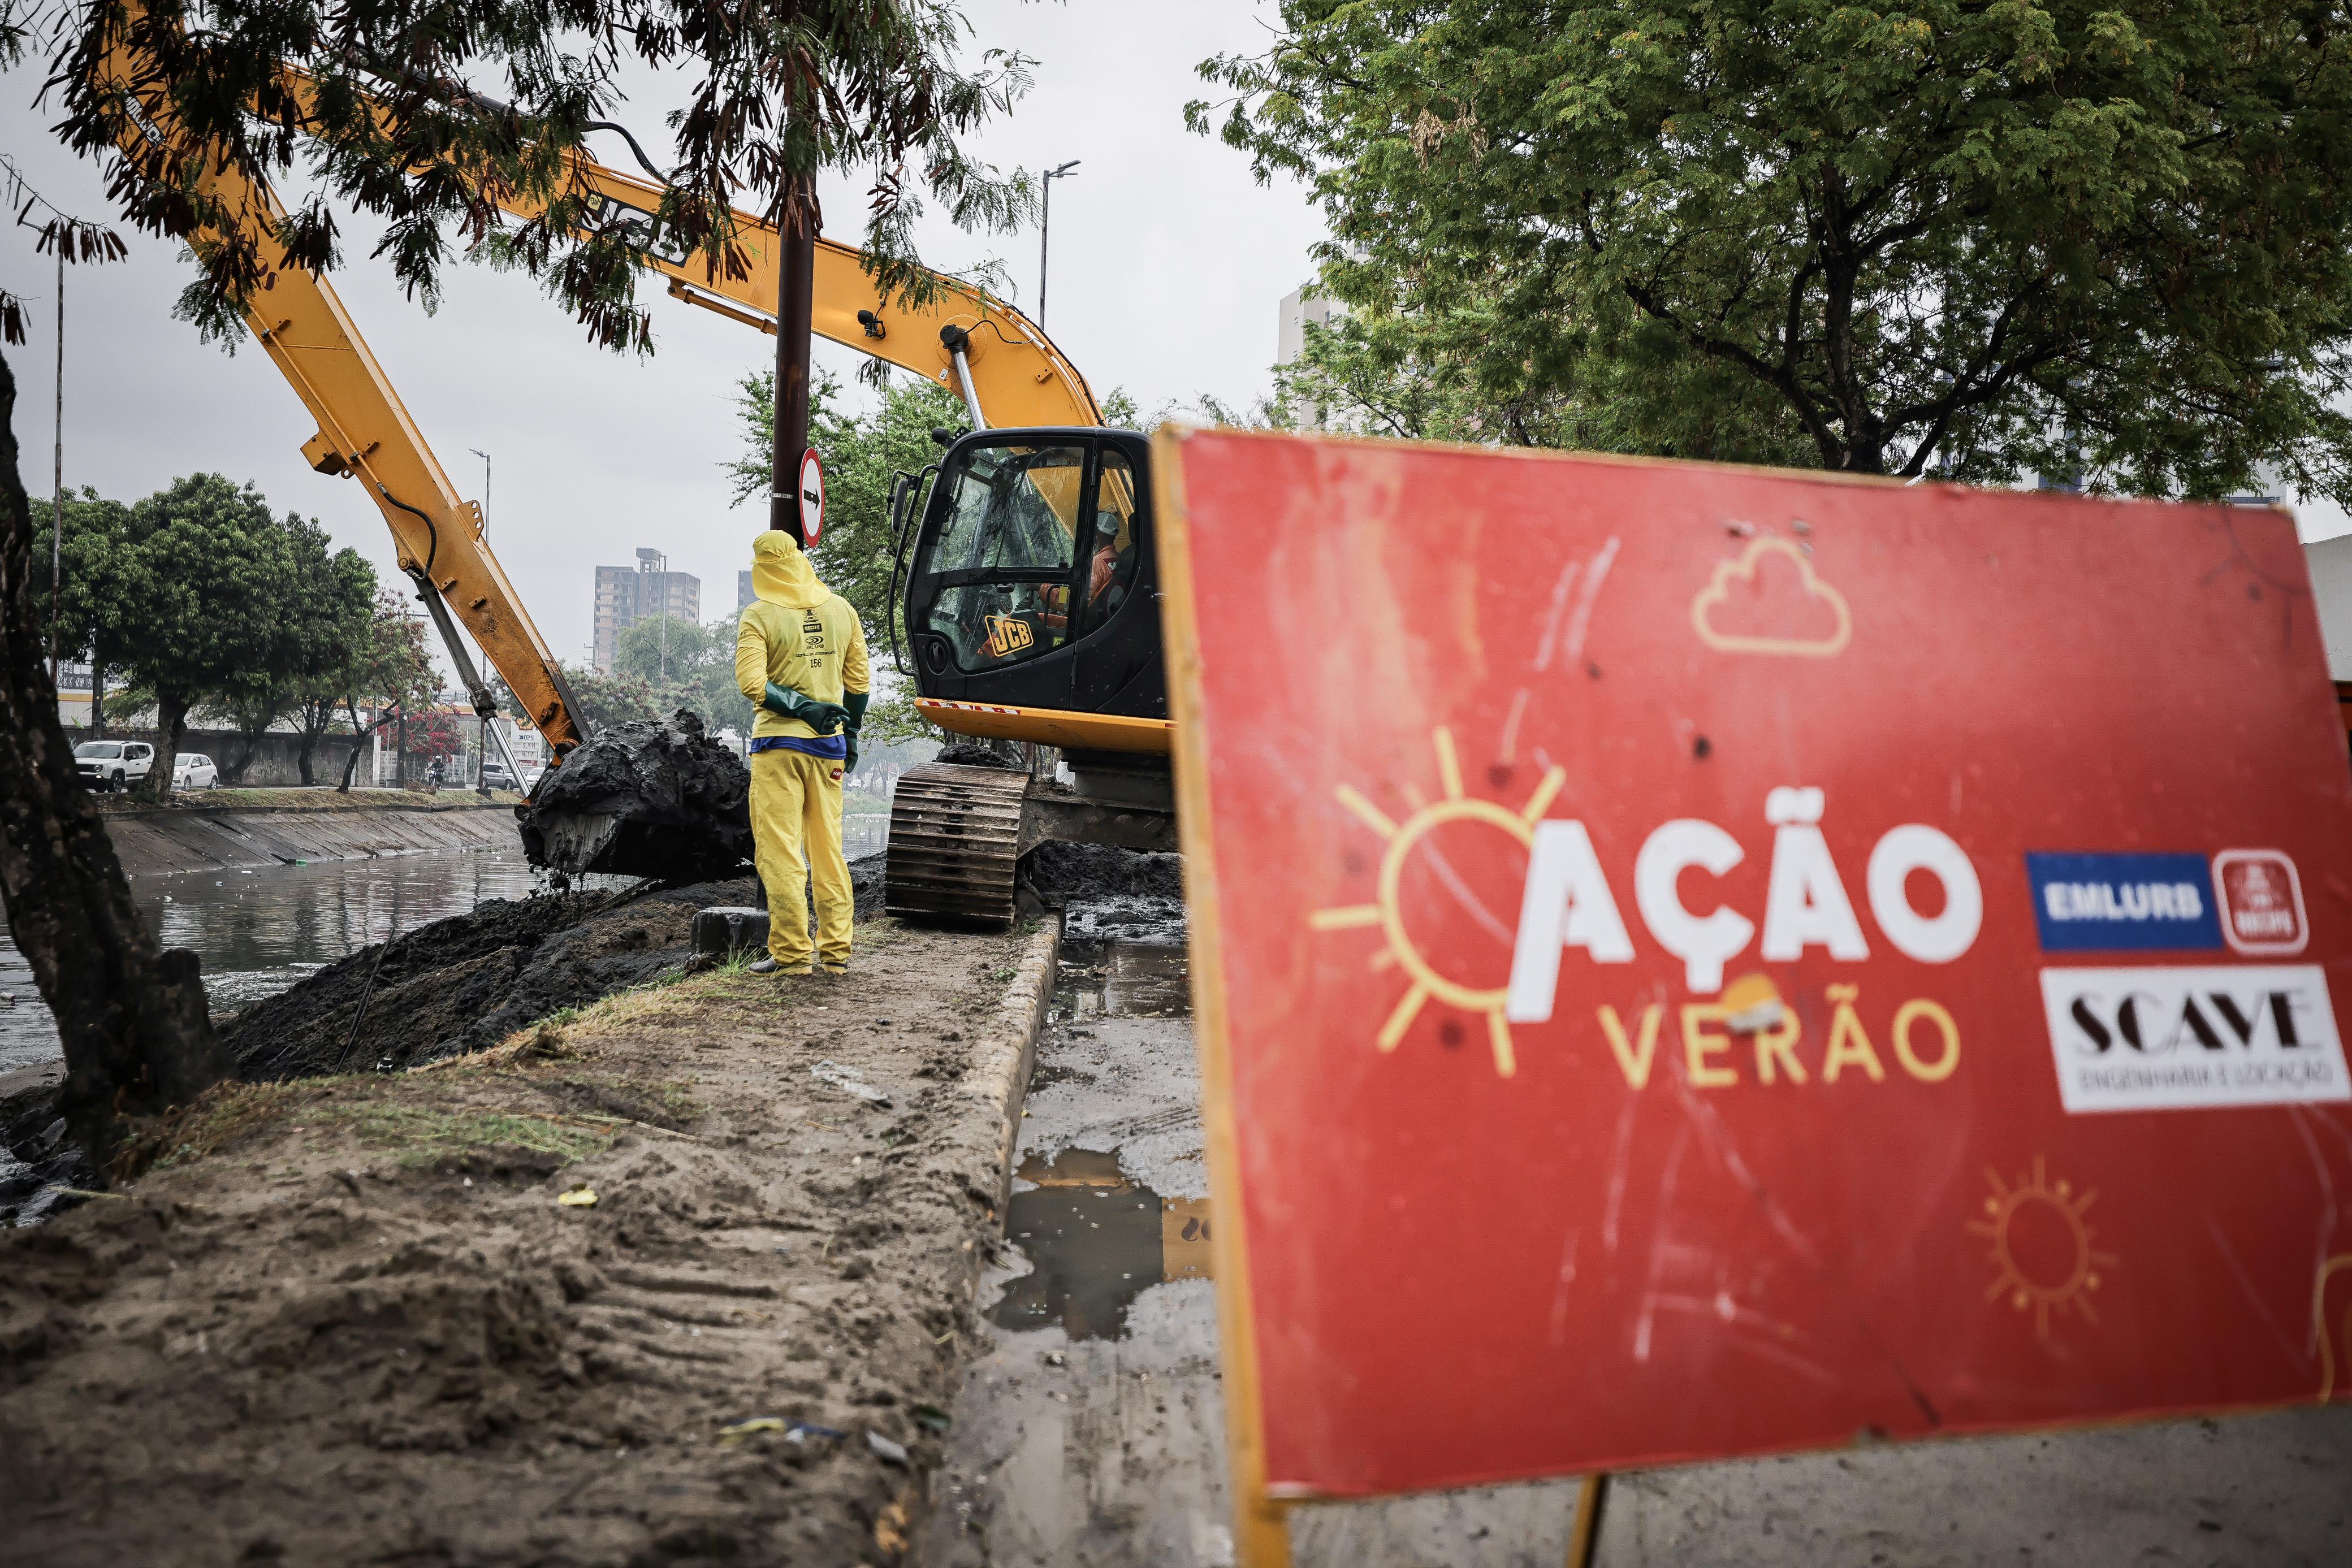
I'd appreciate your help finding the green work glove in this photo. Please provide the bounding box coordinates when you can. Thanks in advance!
[764,681,848,734]
[842,690,869,773]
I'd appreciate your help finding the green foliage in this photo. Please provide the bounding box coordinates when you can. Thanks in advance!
[29,488,137,731]
[557,664,664,737]
[1199,2,2352,496]
[202,512,378,781]
[66,474,349,797]
[45,0,1039,357]
[611,612,755,735]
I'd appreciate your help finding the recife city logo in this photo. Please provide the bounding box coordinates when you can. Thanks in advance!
[1307,531,2349,1117]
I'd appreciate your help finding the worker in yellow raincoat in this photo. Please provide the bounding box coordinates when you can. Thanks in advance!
[734,531,870,975]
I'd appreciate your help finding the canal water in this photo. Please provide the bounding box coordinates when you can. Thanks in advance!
[0,850,552,1077]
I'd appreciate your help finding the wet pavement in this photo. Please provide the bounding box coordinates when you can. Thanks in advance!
[924,929,2352,1568]
[0,850,554,1076]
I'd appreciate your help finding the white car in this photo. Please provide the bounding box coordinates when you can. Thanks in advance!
[74,740,156,791]
[174,753,219,790]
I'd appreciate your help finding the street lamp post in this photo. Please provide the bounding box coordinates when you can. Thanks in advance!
[468,449,490,534]
[1039,160,1080,328]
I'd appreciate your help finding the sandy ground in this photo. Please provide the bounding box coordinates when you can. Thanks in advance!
[0,914,1054,1567]
[923,934,2352,1568]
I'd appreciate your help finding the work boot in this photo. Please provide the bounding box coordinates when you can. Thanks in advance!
[749,957,814,976]
[820,963,849,978]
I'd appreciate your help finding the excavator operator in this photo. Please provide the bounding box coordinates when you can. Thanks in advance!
[734,531,870,977]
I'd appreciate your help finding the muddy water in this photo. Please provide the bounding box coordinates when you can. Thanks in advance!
[0,850,554,1076]
[924,937,1235,1566]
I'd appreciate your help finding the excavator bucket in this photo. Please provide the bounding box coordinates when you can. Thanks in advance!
[519,711,754,880]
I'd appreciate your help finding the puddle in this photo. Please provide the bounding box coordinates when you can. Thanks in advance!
[1052,938,1191,1021]
[995,1146,1214,1341]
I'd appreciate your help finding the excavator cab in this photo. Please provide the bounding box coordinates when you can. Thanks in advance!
[884,427,1179,924]
[894,427,1166,740]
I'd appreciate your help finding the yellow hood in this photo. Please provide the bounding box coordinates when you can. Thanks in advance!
[750,531,826,608]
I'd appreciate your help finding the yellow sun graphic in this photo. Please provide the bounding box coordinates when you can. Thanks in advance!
[1965,1156,2118,1340]
[1308,727,1563,1078]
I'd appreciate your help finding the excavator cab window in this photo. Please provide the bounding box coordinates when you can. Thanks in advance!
[1076,448,1142,638]
[918,443,1086,672]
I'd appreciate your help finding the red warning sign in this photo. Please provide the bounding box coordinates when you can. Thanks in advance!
[1153,430,2352,1511]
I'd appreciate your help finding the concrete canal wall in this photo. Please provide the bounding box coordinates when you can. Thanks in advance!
[100,796,519,878]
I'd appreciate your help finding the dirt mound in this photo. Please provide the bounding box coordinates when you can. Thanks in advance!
[222,856,894,1082]
[223,879,747,1080]
[0,917,1046,1567]
[1022,842,1186,945]
[520,710,753,878]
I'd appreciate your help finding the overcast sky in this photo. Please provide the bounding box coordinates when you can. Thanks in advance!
[0,1,1324,675]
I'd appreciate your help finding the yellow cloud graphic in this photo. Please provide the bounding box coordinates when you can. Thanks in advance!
[1690,536,1852,657]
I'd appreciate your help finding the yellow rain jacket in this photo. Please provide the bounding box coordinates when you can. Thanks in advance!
[734,531,870,732]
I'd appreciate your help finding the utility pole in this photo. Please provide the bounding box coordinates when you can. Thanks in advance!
[1039,161,1080,328]
[771,171,818,546]
[49,242,63,692]
[468,449,490,534]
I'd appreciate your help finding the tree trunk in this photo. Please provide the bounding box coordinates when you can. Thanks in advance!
[339,698,366,792]
[139,691,189,802]
[218,718,270,785]
[0,349,230,1173]
[87,650,106,737]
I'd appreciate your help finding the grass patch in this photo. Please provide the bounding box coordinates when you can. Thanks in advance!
[319,1101,615,1167]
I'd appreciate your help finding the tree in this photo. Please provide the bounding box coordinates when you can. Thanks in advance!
[237,516,377,785]
[106,475,305,800]
[0,352,228,1171]
[1197,2,2352,496]
[29,487,138,734]
[559,664,664,737]
[42,0,1037,350]
[613,611,754,734]
[338,591,436,792]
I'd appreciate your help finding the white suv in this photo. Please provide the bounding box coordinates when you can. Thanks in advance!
[74,740,156,791]
[174,753,219,790]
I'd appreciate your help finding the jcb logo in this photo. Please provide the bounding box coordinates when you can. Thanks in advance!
[985,616,1034,659]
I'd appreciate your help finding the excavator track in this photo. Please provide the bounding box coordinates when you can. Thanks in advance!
[884,763,1031,924]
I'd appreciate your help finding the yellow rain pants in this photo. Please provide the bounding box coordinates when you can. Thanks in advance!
[751,747,853,969]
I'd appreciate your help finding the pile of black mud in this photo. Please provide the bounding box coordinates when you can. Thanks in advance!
[937,740,1024,770]
[520,709,752,878]
[223,878,744,1080]
[1023,840,1186,944]
[225,856,890,1081]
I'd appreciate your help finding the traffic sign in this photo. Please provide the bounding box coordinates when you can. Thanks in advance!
[1152,428,2352,1561]
[798,447,824,545]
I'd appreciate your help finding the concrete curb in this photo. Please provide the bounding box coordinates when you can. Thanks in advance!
[958,915,1062,1217]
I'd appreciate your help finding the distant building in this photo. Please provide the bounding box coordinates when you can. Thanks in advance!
[592,548,701,673]
[1278,288,1337,430]
[1277,287,1334,368]
[739,570,756,612]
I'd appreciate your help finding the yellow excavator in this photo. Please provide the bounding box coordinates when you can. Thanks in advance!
[97,35,1179,919]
